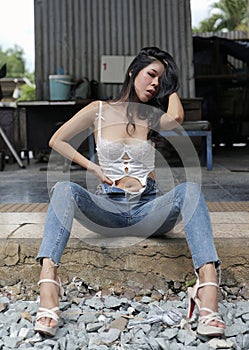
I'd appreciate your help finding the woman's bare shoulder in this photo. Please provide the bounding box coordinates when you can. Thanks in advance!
[86,100,111,110]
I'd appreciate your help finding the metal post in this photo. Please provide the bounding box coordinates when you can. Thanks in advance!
[0,127,25,168]
[248,0,249,38]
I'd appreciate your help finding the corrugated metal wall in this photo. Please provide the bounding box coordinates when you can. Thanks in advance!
[195,30,248,40]
[34,0,195,100]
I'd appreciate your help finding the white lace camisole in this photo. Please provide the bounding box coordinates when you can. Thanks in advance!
[96,101,155,186]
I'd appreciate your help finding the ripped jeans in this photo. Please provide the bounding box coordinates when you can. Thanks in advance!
[36,178,221,270]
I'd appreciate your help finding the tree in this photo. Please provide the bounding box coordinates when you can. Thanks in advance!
[17,84,36,101]
[0,45,26,77]
[193,0,248,33]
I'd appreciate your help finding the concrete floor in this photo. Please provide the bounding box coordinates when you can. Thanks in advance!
[0,144,249,203]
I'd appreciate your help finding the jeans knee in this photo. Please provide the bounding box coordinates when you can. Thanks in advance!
[187,182,201,195]
[51,181,75,202]
[52,181,71,192]
[175,182,202,206]
[177,182,201,195]
[52,181,91,208]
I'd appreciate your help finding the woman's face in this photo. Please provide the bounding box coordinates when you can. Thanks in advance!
[133,60,165,103]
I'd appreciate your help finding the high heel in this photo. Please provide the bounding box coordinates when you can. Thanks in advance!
[187,277,225,337]
[34,278,64,337]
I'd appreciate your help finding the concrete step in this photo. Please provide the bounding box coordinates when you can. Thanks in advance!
[0,208,249,291]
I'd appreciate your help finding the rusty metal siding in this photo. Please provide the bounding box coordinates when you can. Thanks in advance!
[194,31,248,69]
[34,0,194,100]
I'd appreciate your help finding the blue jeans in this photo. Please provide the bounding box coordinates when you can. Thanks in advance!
[36,178,221,270]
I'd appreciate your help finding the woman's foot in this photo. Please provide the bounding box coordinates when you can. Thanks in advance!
[34,259,62,336]
[187,263,226,337]
[197,263,225,331]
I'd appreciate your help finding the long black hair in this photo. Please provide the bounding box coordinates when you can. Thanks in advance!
[115,47,180,140]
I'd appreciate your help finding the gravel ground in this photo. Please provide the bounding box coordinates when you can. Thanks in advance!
[0,280,249,350]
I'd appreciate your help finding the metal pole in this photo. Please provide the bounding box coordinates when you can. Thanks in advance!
[0,127,25,168]
[248,0,249,37]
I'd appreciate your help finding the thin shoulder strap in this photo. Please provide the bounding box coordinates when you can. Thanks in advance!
[97,100,103,145]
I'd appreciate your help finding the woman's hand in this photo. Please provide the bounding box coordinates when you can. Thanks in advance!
[88,162,113,185]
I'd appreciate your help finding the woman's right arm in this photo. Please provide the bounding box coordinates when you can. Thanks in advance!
[49,101,112,184]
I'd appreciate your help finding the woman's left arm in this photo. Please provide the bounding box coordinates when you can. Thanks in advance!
[160,93,184,130]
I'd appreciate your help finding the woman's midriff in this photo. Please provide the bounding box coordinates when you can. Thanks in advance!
[115,172,155,192]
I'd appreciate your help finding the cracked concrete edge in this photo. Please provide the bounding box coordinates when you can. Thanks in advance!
[0,234,248,289]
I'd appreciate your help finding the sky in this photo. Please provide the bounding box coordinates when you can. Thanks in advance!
[191,0,215,27]
[0,0,215,73]
[0,0,34,72]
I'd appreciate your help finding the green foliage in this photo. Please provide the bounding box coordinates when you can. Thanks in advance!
[17,84,36,101]
[24,71,35,84]
[193,13,223,33]
[0,45,28,77]
[193,0,248,33]
[0,45,35,101]
[185,278,197,288]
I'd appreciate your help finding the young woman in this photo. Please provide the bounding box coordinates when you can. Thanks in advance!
[34,47,225,337]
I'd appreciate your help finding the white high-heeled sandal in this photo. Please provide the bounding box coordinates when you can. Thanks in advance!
[34,279,64,337]
[187,271,225,337]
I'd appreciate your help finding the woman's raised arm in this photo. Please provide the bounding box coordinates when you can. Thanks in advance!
[160,93,184,130]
